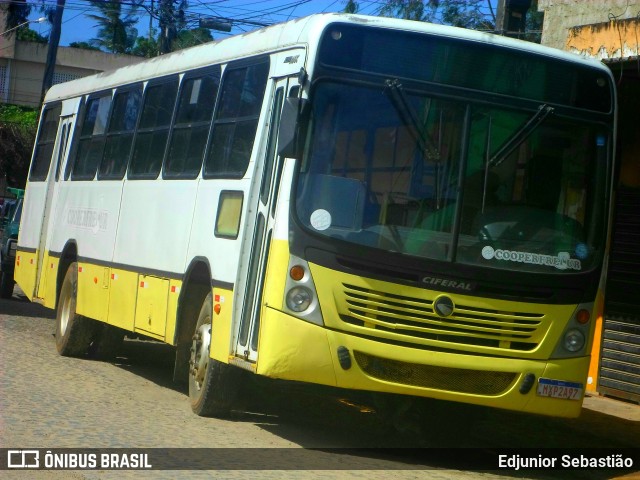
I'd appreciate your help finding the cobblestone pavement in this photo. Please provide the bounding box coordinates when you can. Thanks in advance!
[1,290,638,480]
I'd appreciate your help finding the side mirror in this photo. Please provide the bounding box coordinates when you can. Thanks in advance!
[277,97,309,159]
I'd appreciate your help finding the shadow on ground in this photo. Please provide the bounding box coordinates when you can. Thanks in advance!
[102,338,639,479]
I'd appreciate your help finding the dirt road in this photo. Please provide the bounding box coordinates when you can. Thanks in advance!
[1,290,638,480]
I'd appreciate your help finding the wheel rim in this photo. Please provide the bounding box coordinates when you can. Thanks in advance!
[190,321,211,391]
[59,293,71,336]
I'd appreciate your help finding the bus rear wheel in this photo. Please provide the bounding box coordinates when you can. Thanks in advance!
[55,262,96,356]
[188,292,239,417]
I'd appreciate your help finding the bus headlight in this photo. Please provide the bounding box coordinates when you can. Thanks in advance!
[551,302,593,358]
[563,329,585,352]
[286,286,313,312]
[283,254,324,326]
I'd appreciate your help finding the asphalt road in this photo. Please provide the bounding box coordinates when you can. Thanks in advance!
[1,288,638,480]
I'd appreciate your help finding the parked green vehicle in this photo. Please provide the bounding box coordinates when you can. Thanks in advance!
[0,188,24,298]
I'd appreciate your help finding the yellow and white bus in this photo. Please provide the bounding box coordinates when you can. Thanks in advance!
[16,14,616,418]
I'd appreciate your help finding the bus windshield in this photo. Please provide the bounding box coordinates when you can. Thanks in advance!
[295,80,609,273]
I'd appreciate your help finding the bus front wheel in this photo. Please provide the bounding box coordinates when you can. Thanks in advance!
[55,262,96,356]
[189,292,239,417]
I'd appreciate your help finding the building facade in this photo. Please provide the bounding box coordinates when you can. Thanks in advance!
[0,9,142,107]
[539,0,640,403]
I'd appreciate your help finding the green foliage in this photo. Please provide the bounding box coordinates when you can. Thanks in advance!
[16,27,48,43]
[69,41,101,51]
[379,0,494,29]
[3,0,30,32]
[0,105,37,189]
[172,27,213,50]
[344,0,359,13]
[0,105,38,128]
[439,0,493,30]
[158,0,188,54]
[524,0,543,43]
[132,34,160,58]
[132,25,212,57]
[86,0,140,54]
[376,0,541,40]
[379,0,438,21]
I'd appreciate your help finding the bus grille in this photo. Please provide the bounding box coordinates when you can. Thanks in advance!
[354,351,517,395]
[341,283,545,350]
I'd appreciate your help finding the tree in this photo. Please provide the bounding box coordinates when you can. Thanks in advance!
[439,0,493,30]
[69,41,101,51]
[16,28,48,43]
[172,27,213,51]
[2,0,30,34]
[379,0,438,21]
[132,33,159,58]
[2,0,46,42]
[379,0,495,30]
[86,0,140,53]
[524,0,543,43]
[158,0,188,54]
[344,0,359,13]
[0,105,37,189]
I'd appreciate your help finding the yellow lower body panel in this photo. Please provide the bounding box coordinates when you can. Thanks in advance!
[42,253,59,309]
[76,263,110,322]
[210,287,234,364]
[256,307,589,418]
[256,307,337,387]
[14,250,38,301]
[134,274,169,339]
[107,268,138,331]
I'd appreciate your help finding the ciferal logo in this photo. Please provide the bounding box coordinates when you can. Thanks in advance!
[433,296,455,318]
[8,450,39,468]
[422,275,474,292]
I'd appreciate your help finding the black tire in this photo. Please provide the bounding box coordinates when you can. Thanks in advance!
[55,262,97,357]
[88,324,125,361]
[189,292,240,417]
[0,269,14,299]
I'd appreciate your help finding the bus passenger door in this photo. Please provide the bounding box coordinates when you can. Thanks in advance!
[235,78,291,362]
[35,114,74,300]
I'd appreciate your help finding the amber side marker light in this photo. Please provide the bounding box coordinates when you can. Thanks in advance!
[289,265,305,281]
[576,309,590,324]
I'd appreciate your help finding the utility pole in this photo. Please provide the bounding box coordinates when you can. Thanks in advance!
[149,0,154,40]
[40,0,65,105]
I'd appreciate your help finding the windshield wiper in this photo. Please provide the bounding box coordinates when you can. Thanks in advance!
[384,79,448,213]
[488,104,554,167]
[384,79,439,161]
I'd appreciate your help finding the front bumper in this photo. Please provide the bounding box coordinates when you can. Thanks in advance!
[255,306,589,418]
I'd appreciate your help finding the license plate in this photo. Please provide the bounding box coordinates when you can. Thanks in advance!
[536,378,583,400]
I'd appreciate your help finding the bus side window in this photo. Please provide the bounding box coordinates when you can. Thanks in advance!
[215,190,244,239]
[164,68,220,179]
[70,94,112,181]
[129,77,179,179]
[204,59,270,178]
[99,85,142,180]
[54,123,69,182]
[29,104,62,182]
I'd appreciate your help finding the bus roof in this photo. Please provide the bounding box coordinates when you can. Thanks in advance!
[44,13,610,104]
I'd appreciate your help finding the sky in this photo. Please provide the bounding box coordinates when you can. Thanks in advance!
[22,0,381,47]
[21,0,498,48]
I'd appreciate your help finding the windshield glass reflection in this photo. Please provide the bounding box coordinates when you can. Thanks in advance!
[295,81,607,273]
